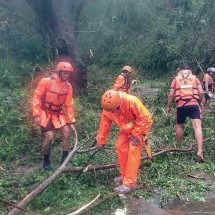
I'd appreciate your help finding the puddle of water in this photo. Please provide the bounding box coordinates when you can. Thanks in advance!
[116,195,165,215]
[166,192,215,214]
[114,190,215,215]
[114,207,127,215]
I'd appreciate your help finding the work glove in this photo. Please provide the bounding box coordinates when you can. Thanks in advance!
[208,92,213,98]
[129,136,141,146]
[142,133,149,144]
[96,143,105,150]
[33,116,41,125]
[95,133,105,150]
[166,107,171,114]
[91,138,97,147]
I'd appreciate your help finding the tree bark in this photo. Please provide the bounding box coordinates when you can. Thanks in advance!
[62,140,202,174]
[25,0,88,94]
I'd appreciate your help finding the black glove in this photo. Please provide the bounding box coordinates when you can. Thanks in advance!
[129,136,141,146]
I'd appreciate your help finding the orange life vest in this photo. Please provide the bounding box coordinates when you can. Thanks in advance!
[114,73,131,93]
[122,73,131,93]
[33,72,75,128]
[174,74,199,106]
[202,74,214,91]
[42,75,70,114]
[177,69,192,75]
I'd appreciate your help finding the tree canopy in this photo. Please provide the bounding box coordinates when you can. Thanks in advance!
[0,1,215,214]
[1,0,215,80]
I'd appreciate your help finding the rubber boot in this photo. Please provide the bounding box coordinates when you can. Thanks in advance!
[43,159,52,170]
[113,185,135,194]
[43,154,52,170]
[61,151,69,165]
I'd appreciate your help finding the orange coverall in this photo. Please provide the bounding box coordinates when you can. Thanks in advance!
[33,73,76,129]
[113,73,131,93]
[98,93,153,186]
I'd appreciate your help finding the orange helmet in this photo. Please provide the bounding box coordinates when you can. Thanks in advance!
[57,62,73,72]
[101,90,121,111]
[122,65,132,73]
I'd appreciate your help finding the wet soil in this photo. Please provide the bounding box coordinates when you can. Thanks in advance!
[114,191,215,215]
[166,192,215,215]
[120,195,165,215]
[112,86,215,215]
[113,172,215,215]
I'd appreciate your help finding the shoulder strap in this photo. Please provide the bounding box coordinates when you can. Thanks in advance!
[50,75,55,80]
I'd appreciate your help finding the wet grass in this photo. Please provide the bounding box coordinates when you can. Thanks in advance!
[0,65,215,214]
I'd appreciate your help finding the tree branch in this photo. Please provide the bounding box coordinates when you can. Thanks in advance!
[8,127,78,215]
[8,138,209,214]
[62,139,209,174]
[0,199,37,215]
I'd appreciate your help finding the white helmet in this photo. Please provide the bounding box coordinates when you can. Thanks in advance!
[207,67,215,73]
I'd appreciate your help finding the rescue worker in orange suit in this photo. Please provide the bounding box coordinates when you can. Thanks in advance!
[97,90,153,194]
[113,65,132,94]
[202,67,215,112]
[33,62,76,170]
[167,64,204,161]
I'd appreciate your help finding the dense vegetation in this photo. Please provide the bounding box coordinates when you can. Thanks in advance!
[77,0,215,74]
[0,0,215,214]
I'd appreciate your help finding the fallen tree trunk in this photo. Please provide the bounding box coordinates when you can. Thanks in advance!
[8,127,78,215]
[0,199,37,215]
[62,140,208,174]
[8,138,209,214]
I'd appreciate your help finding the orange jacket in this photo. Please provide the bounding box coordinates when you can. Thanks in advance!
[113,73,131,93]
[172,73,200,107]
[33,73,76,128]
[203,73,214,91]
[98,93,153,145]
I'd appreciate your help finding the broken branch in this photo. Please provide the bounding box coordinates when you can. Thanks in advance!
[68,194,100,215]
[8,127,78,215]
[0,199,37,215]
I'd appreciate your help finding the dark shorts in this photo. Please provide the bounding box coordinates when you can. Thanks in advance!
[41,120,70,133]
[204,93,210,100]
[41,120,55,133]
[177,105,201,124]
